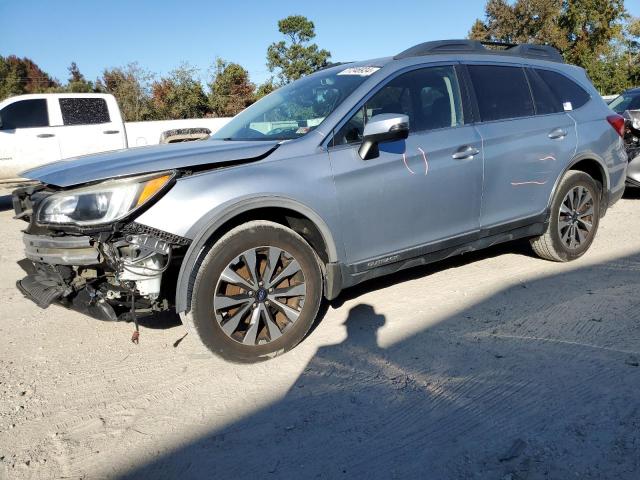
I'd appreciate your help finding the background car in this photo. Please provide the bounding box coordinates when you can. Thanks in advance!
[609,88,640,113]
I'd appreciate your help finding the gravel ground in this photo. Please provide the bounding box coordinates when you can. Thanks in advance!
[0,186,639,479]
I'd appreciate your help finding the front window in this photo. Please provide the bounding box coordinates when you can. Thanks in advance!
[0,99,49,130]
[212,67,375,141]
[332,65,464,146]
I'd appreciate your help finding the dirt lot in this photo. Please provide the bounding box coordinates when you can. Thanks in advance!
[0,186,639,480]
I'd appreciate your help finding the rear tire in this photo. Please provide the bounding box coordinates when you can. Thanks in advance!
[181,221,323,363]
[530,170,600,262]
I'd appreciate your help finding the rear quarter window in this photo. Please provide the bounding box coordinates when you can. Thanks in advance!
[535,69,590,110]
[59,98,111,126]
[468,65,535,122]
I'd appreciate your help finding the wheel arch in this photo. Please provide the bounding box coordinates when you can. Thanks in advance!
[174,197,339,314]
[547,153,610,217]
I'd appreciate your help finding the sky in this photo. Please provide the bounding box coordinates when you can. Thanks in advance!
[2,0,640,87]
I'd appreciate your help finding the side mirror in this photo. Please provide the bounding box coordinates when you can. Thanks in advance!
[358,113,410,160]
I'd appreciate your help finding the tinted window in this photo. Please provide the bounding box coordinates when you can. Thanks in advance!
[0,99,49,130]
[535,69,590,110]
[468,65,534,121]
[59,98,110,126]
[333,66,463,145]
[526,68,563,115]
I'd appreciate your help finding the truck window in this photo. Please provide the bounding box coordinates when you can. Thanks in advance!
[0,99,49,130]
[59,98,111,126]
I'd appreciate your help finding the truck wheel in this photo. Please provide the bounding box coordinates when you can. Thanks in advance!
[530,170,600,262]
[181,221,323,363]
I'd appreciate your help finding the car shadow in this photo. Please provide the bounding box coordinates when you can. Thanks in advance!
[118,249,640,480]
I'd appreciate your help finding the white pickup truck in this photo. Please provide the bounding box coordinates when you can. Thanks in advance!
[0,93,230,180]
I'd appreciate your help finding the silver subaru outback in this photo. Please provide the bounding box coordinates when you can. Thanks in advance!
[13,40,628,362]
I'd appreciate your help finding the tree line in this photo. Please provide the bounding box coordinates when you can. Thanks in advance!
[1,5,639,122]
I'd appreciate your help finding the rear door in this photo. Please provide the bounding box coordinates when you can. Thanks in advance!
[328,65,483,266]
[0,97,61,176]
[467,64,577,229]
[55,96,125,158]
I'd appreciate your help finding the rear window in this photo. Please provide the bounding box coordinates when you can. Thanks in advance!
[0,99,49,130]
[59,98,110,126]
[535,69,590,110]
[468,65,534,122]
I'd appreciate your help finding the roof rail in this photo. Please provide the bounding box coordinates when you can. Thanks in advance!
[480,41,518,48]
[394,39,564,63]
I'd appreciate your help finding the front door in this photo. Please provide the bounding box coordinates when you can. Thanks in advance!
[0,98,61,177]
[328,65,483,267]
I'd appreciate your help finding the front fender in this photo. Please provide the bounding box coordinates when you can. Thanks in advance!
[172,195,339,314]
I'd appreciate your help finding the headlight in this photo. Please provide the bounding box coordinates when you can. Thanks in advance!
[37,172,174,226]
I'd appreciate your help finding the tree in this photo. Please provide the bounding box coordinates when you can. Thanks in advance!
[151,64,209,119]
[469,0,632,94]
[255,78,277,99]
[208,58,256,117]
[266,15,331,84]
[96,63,154,121]
[0,55,58,101]
[624,16,640,86]
[65,62,95,93]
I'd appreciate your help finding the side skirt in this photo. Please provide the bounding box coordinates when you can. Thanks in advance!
[339,215,548,290]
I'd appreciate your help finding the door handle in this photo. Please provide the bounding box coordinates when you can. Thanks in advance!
[548,128,567,140]
[103,130,120,134]
[37,133,55,138]
[452,146,480,160]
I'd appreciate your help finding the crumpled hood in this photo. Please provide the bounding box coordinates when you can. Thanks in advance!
[21,139,280,187]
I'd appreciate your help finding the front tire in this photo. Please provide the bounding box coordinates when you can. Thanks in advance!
[530,170,600,262]
[181,221,323,363]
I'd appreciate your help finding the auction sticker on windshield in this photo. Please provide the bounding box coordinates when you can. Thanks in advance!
[338,66,380,76]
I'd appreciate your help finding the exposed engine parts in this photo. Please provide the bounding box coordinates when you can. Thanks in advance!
[16,224,188,324]
[623,110,640,163]
[109,234,173,299]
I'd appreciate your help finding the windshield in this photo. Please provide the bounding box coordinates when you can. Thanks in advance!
[609,92,640,113]
[212,66,377,141]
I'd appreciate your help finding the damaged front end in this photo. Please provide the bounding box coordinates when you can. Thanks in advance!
[623,110,640,187]
[12,173,189,323]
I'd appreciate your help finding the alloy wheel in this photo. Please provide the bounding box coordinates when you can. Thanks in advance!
[213,246,306,345]
[558,185,594,250]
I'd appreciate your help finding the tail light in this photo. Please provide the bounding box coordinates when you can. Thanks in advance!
[607,114,625,137]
